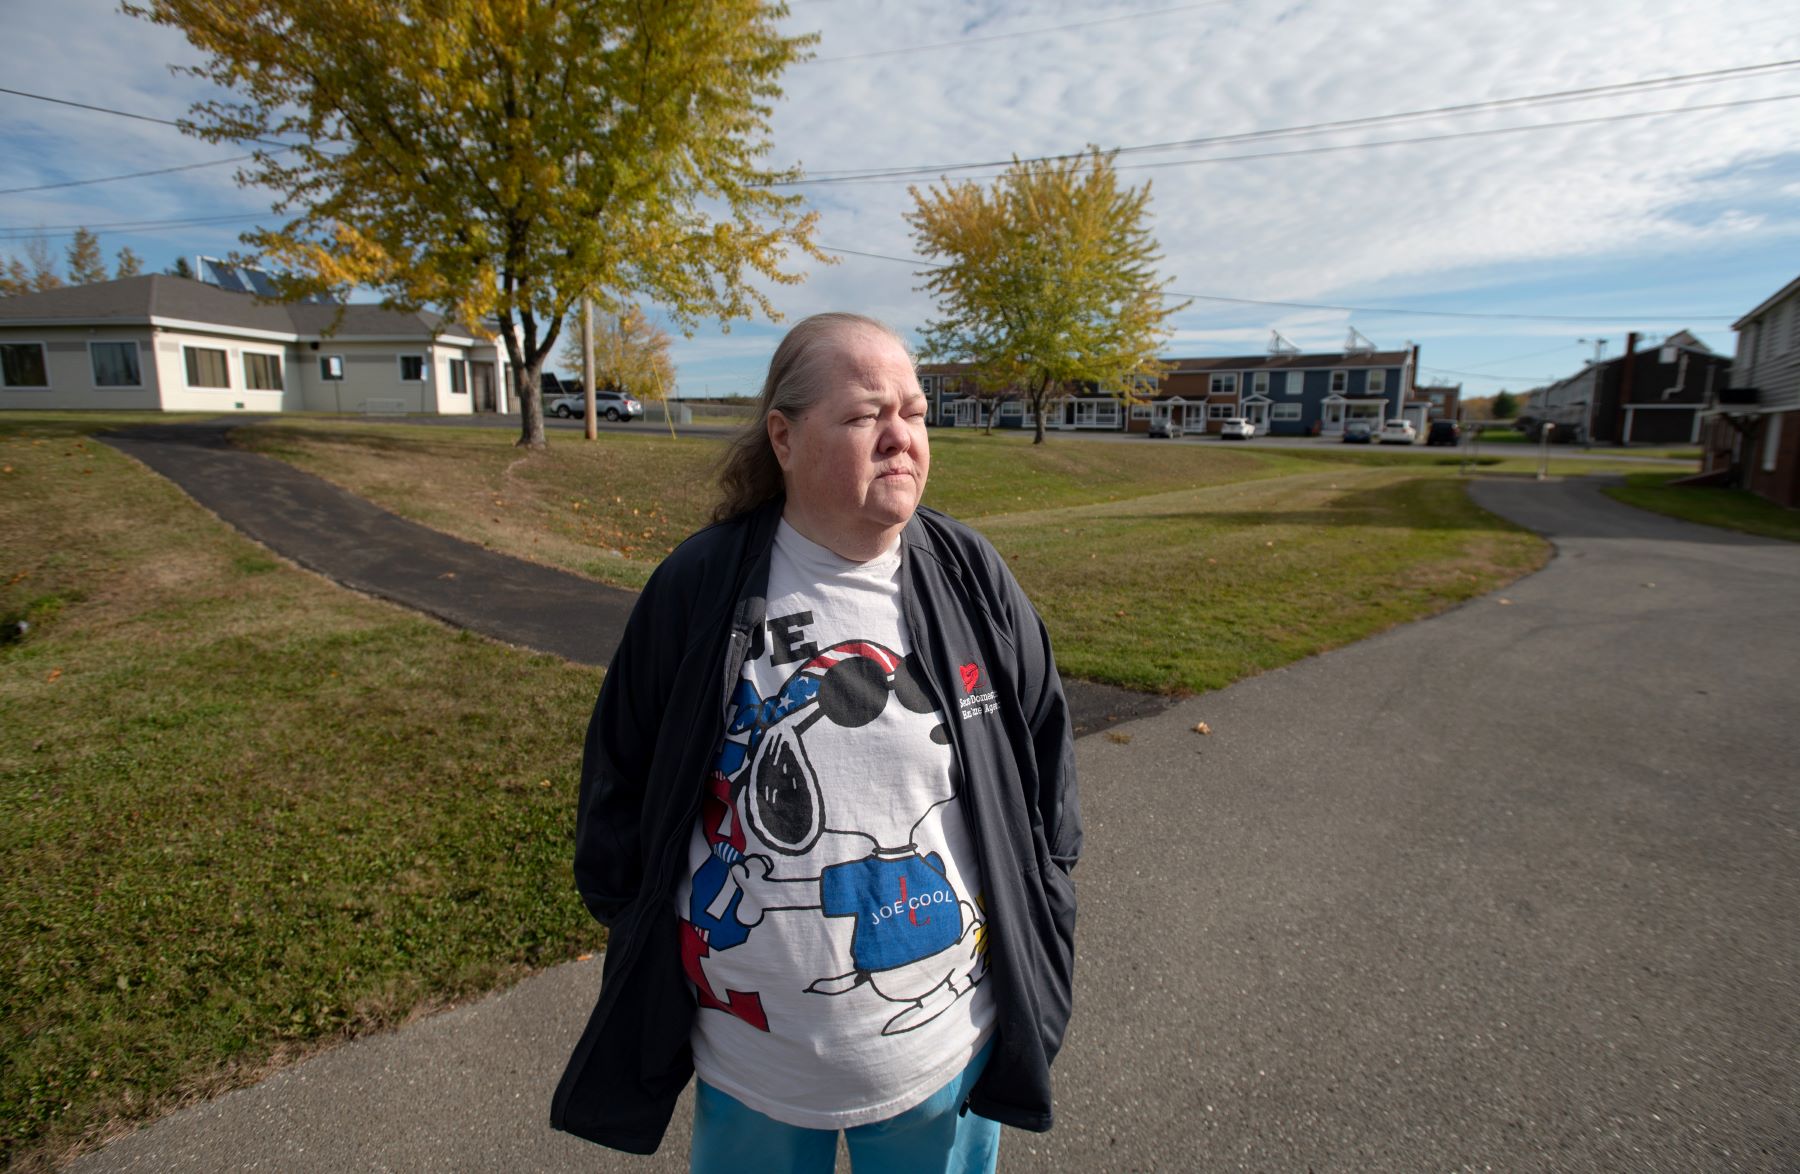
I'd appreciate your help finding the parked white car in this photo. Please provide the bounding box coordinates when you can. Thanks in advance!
[1377,419,1418,445]
[1218,417,1255,440]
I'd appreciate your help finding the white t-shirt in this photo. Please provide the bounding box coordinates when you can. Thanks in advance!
[671,520,995,1129]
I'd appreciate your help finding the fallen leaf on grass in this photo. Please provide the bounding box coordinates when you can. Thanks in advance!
[46,668,62,683]
[1193,721,1212,735]
[438,571,457,580]
[577,953,594,962]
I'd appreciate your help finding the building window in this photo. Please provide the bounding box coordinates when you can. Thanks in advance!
[1252,371,1269,395]
[449,359,468,395]
[1000,399,1022,418]
[243,352,284,391]
[90,341,141,387]
[399,354,427,382]
[920,375,939,394]
[1764,414,1782,473]
[184,346,230,389]
[1271,403,1302,421]
[0,342,49,388]
[1330,370,1347,393]
[1130,403,1152,419]
[1210,373,1237,395]
[1368,369,1387,393]
[1285,371,1304,396]
[320,355,345,381]
[1208,403,1235,420]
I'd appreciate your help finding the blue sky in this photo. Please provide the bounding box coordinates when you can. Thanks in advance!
[3,0,1797,399]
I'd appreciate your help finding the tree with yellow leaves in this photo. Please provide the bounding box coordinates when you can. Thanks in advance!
[128,0,823,448]
[906,149,1184,444]
[560,305,676,402]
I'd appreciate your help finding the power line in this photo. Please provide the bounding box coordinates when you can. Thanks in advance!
[788,89,1800,186]
[0,212,265,240]
[786,58,1800,183]
[815,243,1740,323]
[0,85,297,150]
[0,153,277,197]
[1423,366,1562,384]
[800,2,1227,65]
[1446,341,1588,372]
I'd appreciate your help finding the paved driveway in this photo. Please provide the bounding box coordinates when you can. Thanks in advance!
[73,477,1797,1172]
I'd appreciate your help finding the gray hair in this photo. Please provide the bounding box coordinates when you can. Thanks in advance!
[713,312,913,521]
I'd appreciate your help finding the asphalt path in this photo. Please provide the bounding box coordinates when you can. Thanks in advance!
[67,469,1799,1172]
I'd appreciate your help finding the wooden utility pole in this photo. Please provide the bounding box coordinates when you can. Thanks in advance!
[581,294,597,440]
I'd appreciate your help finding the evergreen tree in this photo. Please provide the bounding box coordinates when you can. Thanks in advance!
[0,258,31,297]
[24,235,63,291]
[115,247,144,278]
[66,228,108,285]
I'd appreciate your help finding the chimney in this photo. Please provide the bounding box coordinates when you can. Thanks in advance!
[1615,332,1639,446]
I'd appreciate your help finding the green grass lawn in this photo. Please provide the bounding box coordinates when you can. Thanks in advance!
[984,467,1540,691]
[1602,471,1800,541]
[236,420,1549,693]
[0,416,603,1169]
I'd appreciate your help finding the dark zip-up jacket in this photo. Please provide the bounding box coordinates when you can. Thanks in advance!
[550,499,1080,1154]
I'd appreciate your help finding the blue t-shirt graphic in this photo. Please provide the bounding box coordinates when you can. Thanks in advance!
[820,853,962,972]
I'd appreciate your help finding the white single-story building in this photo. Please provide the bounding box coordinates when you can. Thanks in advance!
[0,275,514,415]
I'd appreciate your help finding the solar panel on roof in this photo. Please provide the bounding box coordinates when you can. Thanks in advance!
[195,256,334,303]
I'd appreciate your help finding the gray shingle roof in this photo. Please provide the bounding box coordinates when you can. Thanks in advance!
[0,275,477,339]
[1166,351,1410,372]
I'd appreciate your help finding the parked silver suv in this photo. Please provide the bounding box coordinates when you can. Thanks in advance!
[545,389,646,422]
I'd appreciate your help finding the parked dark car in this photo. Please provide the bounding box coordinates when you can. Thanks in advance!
[1148,418,1184,439]
[1341,420,1374,443]
[1426,419,1461,446]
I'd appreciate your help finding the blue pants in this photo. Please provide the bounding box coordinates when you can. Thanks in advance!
[689,1040,1000,1174]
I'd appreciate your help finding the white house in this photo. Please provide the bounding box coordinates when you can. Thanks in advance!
[0,275,513,415]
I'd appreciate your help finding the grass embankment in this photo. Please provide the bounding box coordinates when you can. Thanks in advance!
[1469,428,1701,461]
[234,421,1290,590]
[1603,471,1800,542]
[0,416,602,1169]
[238,421,1547,693]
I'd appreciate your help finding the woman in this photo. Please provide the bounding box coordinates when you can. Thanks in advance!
[552,313,1080,1173]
